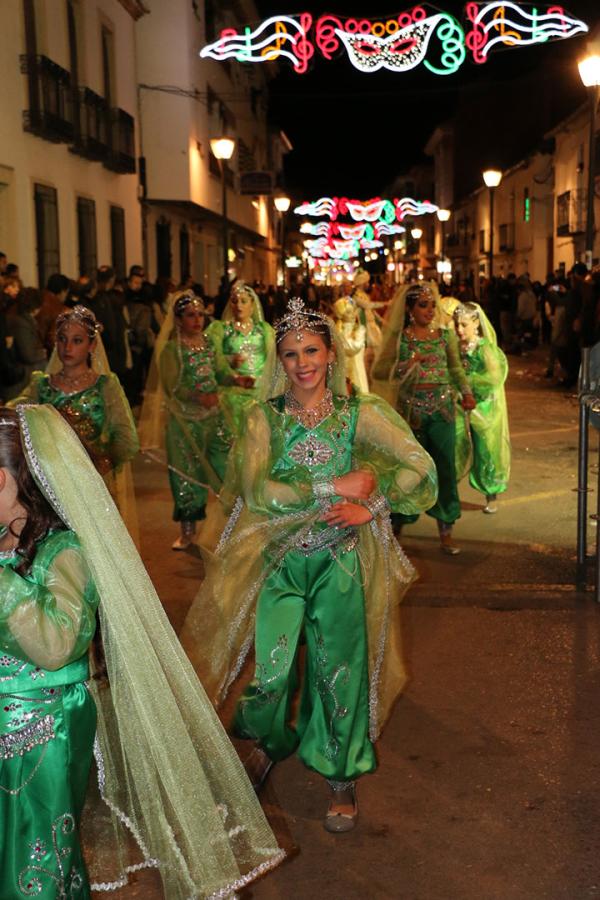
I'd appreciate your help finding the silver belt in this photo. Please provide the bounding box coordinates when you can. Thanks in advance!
[292,526,358,557]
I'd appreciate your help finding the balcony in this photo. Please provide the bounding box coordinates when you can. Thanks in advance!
[20,54,73,143]
[557,189,586,236]
[71,87,109,161]
[106,107,136,174]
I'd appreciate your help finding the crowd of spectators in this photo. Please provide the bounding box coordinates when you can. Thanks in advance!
[3,254,600,407]
[479,264,600,389]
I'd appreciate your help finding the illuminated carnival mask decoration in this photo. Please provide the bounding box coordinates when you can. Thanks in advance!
[297,196,437,260]
[293,196,439,222]
[334,12,464,74]
[199,3,588,76]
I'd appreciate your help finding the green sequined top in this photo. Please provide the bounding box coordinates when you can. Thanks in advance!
[229,392,438,521]
[206,320,273,384]
[10,372,139,469]
[159,339,219,419]
[0,531,98,692]
[398,328,471,393]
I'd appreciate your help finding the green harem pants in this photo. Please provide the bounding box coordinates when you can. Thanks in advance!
[395,408,461,526]
[233,545,377,781]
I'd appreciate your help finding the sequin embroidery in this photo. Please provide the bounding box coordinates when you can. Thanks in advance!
[18,813,83,897]
[315,634,350,760]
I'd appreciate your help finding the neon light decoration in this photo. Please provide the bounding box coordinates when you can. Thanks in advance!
[200,4,587,75]
[294,196,439,222]
[376,222,407,235]
[299,221,407,241]
[303,236,384,260]
[465,2,587,63]
[396,197,439,218]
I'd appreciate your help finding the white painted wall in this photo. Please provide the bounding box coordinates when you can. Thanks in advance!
[0,0,142,285]
[136,0,279,286]
[552,105,600,272]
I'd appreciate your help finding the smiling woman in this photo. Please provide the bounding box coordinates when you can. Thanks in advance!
[181,297,438,834]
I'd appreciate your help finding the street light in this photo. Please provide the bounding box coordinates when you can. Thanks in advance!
[578,54,600,270]
[210,137,236,290]
[436,208,451,282]
[483,169,502,279]
[274,194,291,286]
[410,226,423,239]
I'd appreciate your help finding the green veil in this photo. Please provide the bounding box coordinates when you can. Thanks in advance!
[15,404,283,898]
[452,302,511,492]
[181,313,437,740]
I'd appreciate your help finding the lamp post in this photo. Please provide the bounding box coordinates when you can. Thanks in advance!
[483,169,502,281]
[578,54,600,270]
[410,226,422,274]
[274,194,291,287]
[210,137,236,291]
[436,208,451,283]
[575,55,600,590]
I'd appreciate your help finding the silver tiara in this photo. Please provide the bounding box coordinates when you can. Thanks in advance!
[56,305,102,338]
[274,297,329,344]
[454,303,479,319]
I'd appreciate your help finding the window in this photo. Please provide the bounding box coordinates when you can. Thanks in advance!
[34,184,60,288]
[523,187,530,223]
[110,205,126,279]
[180,226,190,283]
[556,191,570,236]
[67,1,80,136]
[23,0,37,55]
[205,0,217,42]
[479,229,486,253]
[156,218,171,278]
[76,197,97,277]
[101,26,114,105]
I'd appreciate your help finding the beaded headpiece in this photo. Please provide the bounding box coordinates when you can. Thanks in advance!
[274,297,330,344]
[55,306,102,340]
[230,281,259,304]
[406,283,436,303]
[173,291,205,317]
[454,302,479,320]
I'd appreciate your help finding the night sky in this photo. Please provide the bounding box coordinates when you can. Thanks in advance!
[253,1,599,201]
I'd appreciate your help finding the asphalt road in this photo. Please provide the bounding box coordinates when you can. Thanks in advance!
[112,347,600,900]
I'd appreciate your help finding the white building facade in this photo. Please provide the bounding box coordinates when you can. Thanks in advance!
[136,0,289,294]
[551,101,600,274]
[426,122,555,291]
[0,0,144,287]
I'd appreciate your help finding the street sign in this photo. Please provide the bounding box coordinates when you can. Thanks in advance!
[239,171,274,195]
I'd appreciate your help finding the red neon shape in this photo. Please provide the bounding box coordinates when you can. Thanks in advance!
[465,2,489,64]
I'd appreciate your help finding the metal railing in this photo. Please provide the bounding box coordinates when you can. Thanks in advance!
[575,347,600,601]
[20,54,74,143]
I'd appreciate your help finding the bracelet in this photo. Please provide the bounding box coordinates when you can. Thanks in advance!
[365,493,388,518]
[313,479,336,499]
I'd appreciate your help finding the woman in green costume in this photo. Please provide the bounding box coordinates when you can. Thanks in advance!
[181,298,437,833]
[139,291,228,550]
[372,282,475,555]
[0,404,284,898]
[206,281,274,411]
[9,307,140,542]
[453,301,511,513]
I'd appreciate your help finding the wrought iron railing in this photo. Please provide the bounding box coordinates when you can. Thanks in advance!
[20,54,74,143]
